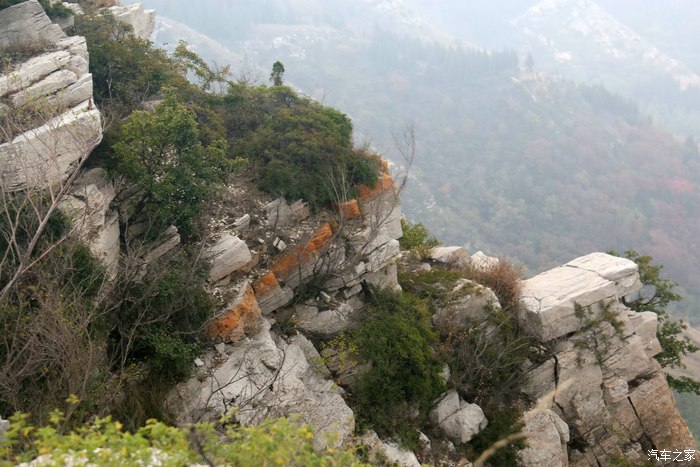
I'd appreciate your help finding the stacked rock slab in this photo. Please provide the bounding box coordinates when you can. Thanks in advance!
[107,2,156,40]
[0,1,102,192]
[519,252,696,467]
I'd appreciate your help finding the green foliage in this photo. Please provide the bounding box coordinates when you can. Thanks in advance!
[113,94,230,238]
[351,287,444,447]
[611,250,700,394]
[467,406,526,466]
[173,40,232,92]
[223,83,379,207]
[270,60,285,86]
[0,0,69,16]
[399,219,441,258]
[0,411,364,466]
[74,11,187,119]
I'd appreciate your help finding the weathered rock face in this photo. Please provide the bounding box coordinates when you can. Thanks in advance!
[0,2,102,192]
[519,409,570,467]
[0,0,65,48]
[205,233,252,283]
[429,246,470,269]
[518,252,642,341]
[107,2,156,40]
[0,416,8,443]
[521,253,696,466]
[433,278,500,332]
[170,322,355,450]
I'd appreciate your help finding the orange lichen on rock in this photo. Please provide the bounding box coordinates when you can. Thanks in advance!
[357,172,395,201]
[252,272,280,298]
[270,223,333,281]
[334,199,361,220]
[207,283,261,342]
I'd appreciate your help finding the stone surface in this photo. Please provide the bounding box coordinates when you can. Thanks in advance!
[433,279,500,332]
[470,250,499,271]
[171,319,355,449]
[0,416,8,442]
[429,246,470,269]
[430,390,488,444]
[0,101,102,191]
[270,223,334,288]
[0,0,66,48]
[518,252,642,341]
[294,302,358,338]
[206,233,252,283]
[252,272,294,315]
[357,171,402,240]
[61,168,119,275]
[381,441,421,467]
[522,358,556,402]
[625,310,662,357]
[142,225,180,265]
[519,409,569,467]
[628,361,696,451]
[107,3,156,40]
[265,197,308,228]
[207,282,262,343]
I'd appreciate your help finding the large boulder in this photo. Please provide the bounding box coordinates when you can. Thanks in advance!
[518,252,642,341]
[0,0,65,48]
[429,390,488,444]
[429,246,470,269]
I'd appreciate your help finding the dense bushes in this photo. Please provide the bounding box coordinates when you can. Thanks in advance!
[0,411,363,466]
[349,288,444,447]
[224,84,381,207]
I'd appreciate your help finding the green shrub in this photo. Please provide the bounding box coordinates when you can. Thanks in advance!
[399,219,441,258]
[0,411,365,466]
[351,288,444,447]
[398,268,463,302]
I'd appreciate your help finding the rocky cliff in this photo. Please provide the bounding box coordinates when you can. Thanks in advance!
[1,3,697,466]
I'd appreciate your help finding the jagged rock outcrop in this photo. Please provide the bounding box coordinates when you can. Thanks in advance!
[0,1,102,192]
[520,252,696,466]
[107,2,155,40]
[169,321,355,450]
[518,252,642,341]
[519,409,570,467]
[205,233,252,283]
[433,278,501,331]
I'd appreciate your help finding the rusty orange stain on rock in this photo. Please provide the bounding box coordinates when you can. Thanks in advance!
[207,283,261,342]
[270,223,333,280]
[334,199,361,220]
[252,272,280,298]
[358,172,395,201]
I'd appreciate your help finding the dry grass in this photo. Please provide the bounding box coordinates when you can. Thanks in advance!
[463,259,523,312]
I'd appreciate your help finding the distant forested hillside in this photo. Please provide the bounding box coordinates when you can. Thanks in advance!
[142,0,700,326]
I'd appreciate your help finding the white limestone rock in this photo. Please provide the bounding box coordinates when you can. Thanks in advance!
[294,302,357,338]
[206,233,252,283]
[470,250,499,271]
[381,441,420,467]
[107,3,156,40]
[429,246,470,269]
[519,409,569,467]
[0,416,9,442]
[143,226,180,265]
[170,320,355,450]
[0,101,102,191]
[0,0,66,48]
[518,252,642,341]
[430,390,488,444]
[625,310,662,357]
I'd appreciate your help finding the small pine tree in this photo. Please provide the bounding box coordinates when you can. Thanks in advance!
[270,61,285,86]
